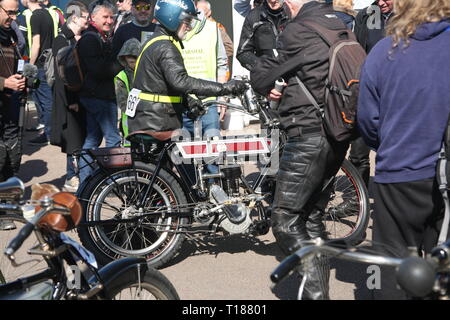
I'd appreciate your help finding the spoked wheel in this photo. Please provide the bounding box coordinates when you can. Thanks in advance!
[78,162,189,269]
[0,214,47,284]
[109,268,180,300]
[324,159,370,245]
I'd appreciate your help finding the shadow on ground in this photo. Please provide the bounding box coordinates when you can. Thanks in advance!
[167,233,283,269]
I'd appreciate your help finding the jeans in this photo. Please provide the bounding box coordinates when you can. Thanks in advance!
[183,105,220,174]
[32,68,53,138]
[79,97,121,184]
[66,154,76,180]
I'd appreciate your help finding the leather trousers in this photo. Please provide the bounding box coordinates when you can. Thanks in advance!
[271,133,347,299]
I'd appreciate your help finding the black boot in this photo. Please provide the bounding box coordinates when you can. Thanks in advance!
[306,209,328,240]
[271,210,311,255]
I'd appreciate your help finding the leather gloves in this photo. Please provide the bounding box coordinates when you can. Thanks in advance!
[186,96,206,120]
[221,79,247,96]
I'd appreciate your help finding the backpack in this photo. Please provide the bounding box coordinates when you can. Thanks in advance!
[55,32,101,92]
[296,20,367,142]
[43,48,55,87]
[43,34,68,87]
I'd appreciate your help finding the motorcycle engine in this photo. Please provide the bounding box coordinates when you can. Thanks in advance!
[210,164,253,234]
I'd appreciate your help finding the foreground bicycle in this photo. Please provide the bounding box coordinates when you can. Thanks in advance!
[271,237,450,300]
[75,79,370,268]
[0,177,179,300]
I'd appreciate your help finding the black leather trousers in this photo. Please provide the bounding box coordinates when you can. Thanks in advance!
[271,133,347,299]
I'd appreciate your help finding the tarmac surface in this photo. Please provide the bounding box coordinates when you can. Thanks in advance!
[11,105,378,300]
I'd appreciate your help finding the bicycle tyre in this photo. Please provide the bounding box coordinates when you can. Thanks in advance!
[77,162,189,269]
[106,267,180,300]
[0,214,47,284]
[324,159,370,245]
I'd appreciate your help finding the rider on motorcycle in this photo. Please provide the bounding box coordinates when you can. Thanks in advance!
[127,0,246,140]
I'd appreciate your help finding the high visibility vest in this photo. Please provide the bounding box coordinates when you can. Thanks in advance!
[49,6,65,26]
[23,7,59,60]
[134,35,182,80]
[114,70,131,146]
[133,35,184,105]
[181,19,218,101]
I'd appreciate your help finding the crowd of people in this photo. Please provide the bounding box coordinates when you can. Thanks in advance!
[1,0,449,300]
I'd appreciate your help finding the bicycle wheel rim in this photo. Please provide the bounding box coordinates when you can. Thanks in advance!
[324,160,369,243]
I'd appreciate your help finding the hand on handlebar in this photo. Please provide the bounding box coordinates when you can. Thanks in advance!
[186,97,206,120]
[222,79,247,96]
[268,87,283,102]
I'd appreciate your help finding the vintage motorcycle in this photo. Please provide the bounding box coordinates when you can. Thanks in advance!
[75,81,370,269]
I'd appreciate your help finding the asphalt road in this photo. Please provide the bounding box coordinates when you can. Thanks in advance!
[12,106,377,300]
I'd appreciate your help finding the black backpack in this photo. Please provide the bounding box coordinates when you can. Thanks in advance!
[296,20,367,142]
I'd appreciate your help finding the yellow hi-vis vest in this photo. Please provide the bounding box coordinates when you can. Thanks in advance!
[181,20,218,103]
[23,8,59,60]
[133,35,183,103]
[114,70,131,146]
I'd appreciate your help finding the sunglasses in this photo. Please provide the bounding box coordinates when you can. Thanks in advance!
[117,0,125,3]
[134,4,152,11]
[0,5,19,17]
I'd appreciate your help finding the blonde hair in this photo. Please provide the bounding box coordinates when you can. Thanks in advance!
[333,0,353,11]
[387,0,450,49]
[333,0,356,17]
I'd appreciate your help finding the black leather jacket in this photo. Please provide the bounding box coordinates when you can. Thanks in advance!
[250,1,346,134]
[128,27,228,133]
[236,2,290,71]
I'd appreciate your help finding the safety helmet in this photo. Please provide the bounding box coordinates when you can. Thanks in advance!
[154,0,198,32]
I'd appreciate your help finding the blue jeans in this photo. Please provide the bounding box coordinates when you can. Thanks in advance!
[67,154,76,180]
[183,105,220,174]
[32,68,53,138]
[79,97,121,184]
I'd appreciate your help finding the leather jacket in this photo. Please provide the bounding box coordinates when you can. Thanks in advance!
[236,2,290,71]
[250,1,347,134]
[128,27,228,133]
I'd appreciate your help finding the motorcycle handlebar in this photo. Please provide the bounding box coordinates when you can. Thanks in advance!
[4,222,35,257]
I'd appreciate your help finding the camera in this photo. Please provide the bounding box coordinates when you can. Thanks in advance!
[24,76,40,90]
[18,63,40,90]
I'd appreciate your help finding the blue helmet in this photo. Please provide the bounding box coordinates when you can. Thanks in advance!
[154,0,198,32]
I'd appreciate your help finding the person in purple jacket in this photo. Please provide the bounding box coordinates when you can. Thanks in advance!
[357,0,450,300]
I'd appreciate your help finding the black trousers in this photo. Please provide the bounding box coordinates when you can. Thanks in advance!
[372,179,445,299]
[0,92,21,181]
[348,136,370,187]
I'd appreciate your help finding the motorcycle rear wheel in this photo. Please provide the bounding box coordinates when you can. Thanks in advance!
[77,162,189,269]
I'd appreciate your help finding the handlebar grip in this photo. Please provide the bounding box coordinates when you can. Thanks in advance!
[270,253,300,284]
[4,222,35,256]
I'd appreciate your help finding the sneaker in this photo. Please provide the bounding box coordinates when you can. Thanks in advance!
[26,123,45,132]
[63,176,79,193]
[0,220,16,230]
[28,134,49,146]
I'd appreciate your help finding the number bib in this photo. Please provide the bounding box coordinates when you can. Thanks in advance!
[126,88,142,117]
